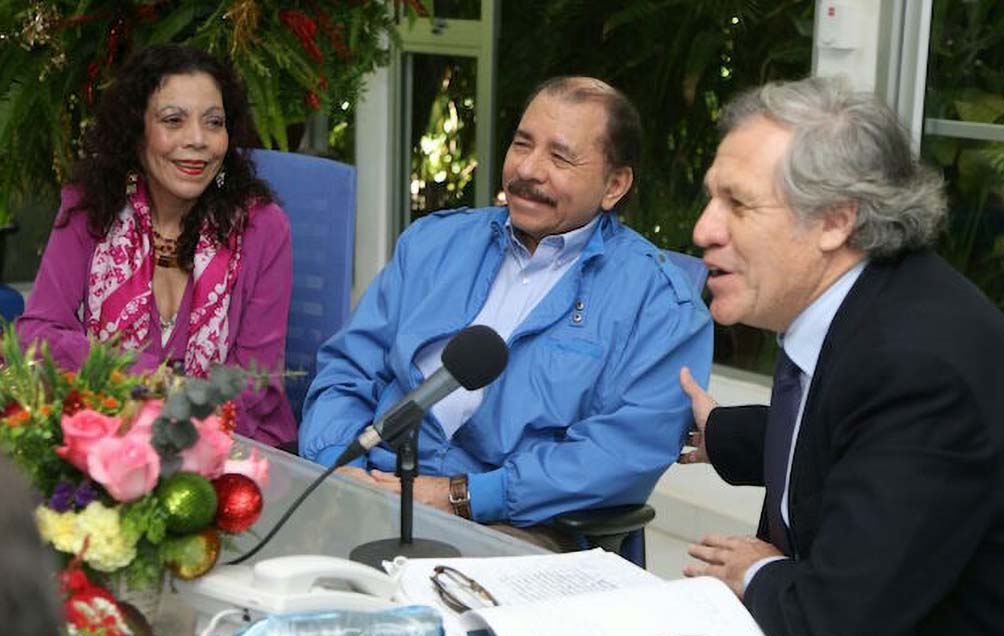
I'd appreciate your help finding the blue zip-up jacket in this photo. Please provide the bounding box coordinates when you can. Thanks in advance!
[299,207,712,526]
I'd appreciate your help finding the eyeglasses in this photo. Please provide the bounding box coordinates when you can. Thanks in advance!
[430,565,500,613]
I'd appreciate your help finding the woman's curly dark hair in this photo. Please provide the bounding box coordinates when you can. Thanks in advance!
[67,43,273,270]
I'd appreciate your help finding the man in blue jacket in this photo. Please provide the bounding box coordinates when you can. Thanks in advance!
[299,76,712,545]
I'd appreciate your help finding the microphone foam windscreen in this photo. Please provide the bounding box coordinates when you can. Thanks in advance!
[441,325,509,390]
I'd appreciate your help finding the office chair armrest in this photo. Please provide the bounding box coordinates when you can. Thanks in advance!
[551,503,655,537]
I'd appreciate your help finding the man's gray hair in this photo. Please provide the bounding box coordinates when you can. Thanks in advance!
[720,76,947,258]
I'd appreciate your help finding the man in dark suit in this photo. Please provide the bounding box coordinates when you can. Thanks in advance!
[678,76,1004,635]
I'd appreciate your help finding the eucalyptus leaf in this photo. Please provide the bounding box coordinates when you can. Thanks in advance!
[211,366,248,400]
[184,378,212,405]
[167,418,199,451]
[159,454,183,477]
[152,418,176,456]
[163,393,192,422]
[189,401,216,421]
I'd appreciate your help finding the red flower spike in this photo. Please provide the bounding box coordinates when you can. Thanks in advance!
[305,91,321,111]
[4,405,30,427]
[279,9,324,64]
[1,401,22,419]
[63,389,85,416]
[219,401,237,434]
[134,4,159,21]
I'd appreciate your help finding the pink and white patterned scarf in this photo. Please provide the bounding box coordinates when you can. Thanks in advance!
[85,177,242,378]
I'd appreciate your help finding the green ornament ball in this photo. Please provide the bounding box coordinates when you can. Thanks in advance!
[163,528,221,580]
[157,472,218,534]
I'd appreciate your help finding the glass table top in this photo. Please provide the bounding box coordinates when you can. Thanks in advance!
[157,437,545,632]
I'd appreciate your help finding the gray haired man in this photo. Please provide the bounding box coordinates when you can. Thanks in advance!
[679,76,1004,635]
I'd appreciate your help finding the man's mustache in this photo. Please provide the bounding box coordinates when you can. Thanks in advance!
[506,179,557,207]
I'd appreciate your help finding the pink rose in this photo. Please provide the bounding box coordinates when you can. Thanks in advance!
[129,399,163,437]
[56,410,121,472]
[179,415,234,479]
[87,435,160,502]
[222,448,270,489]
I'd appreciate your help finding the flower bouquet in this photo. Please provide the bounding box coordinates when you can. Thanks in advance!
[0,326,270,634]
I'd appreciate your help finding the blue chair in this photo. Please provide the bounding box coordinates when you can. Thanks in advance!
[552,250,708,567]
[662,250,709,296]
[0,284,24,322]
[249,149,356,426]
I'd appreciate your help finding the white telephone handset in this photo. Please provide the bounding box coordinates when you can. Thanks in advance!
[252,555,398,600]
[176,554,403,635]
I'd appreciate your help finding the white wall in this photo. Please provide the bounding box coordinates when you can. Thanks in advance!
[352,65,395,306]
[813,0,884,91]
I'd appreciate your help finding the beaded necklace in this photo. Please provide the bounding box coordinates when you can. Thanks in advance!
[152,228,180,268]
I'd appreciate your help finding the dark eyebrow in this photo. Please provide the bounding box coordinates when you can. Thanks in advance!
[155,105,187,116]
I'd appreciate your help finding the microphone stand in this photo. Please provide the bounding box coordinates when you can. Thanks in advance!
[349,416,461,568]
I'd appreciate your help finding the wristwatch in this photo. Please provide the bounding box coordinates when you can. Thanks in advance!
[448,474,472,519]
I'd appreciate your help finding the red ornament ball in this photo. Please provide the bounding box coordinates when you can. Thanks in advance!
[212,473,263,534]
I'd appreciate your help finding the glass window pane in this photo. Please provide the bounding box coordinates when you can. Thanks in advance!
[923,0,1004,312]
[432,0,481,20]
[408,54,478,222]
[920,135,1004,309]
[925,0,1004,123]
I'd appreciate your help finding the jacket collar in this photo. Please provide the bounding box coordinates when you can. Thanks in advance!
[490,207,619,263]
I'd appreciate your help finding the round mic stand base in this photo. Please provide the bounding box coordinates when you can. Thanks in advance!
[349,426,461,568]
[349,537,461,569]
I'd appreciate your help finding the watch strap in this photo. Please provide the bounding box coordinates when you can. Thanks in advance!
[448,474,472,519]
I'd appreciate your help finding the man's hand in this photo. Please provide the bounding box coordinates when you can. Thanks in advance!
[370,470,453,514]
[678,366,719,464]
[335,465,379,485]
[683,534,782,598]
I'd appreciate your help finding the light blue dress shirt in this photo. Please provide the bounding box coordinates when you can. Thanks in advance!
[414,216,600,439]
[743,259,867,591]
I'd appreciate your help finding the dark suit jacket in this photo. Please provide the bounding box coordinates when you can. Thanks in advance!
[706,250,1004,636]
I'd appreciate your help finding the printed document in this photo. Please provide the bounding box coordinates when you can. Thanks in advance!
[386,548,763,636]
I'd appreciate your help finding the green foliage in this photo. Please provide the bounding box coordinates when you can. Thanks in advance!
[75,337,139,394]
[410,58,478,216]
[0,0,431,227]
[923,0,1004,309]
[493,0,812,258]
[1,322,50,408]
[117,540,166,592]
[121,494,168,545]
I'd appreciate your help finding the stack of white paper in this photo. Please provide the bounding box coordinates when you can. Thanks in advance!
[387,548,764,636]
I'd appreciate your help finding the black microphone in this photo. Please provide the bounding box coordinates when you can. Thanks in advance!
[336,324,509,466]
[226,324,508,566]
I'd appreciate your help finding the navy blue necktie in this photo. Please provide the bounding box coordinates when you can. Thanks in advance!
[764,349,802,556]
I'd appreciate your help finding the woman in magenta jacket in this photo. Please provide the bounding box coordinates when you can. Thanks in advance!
[17,44,296,446]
